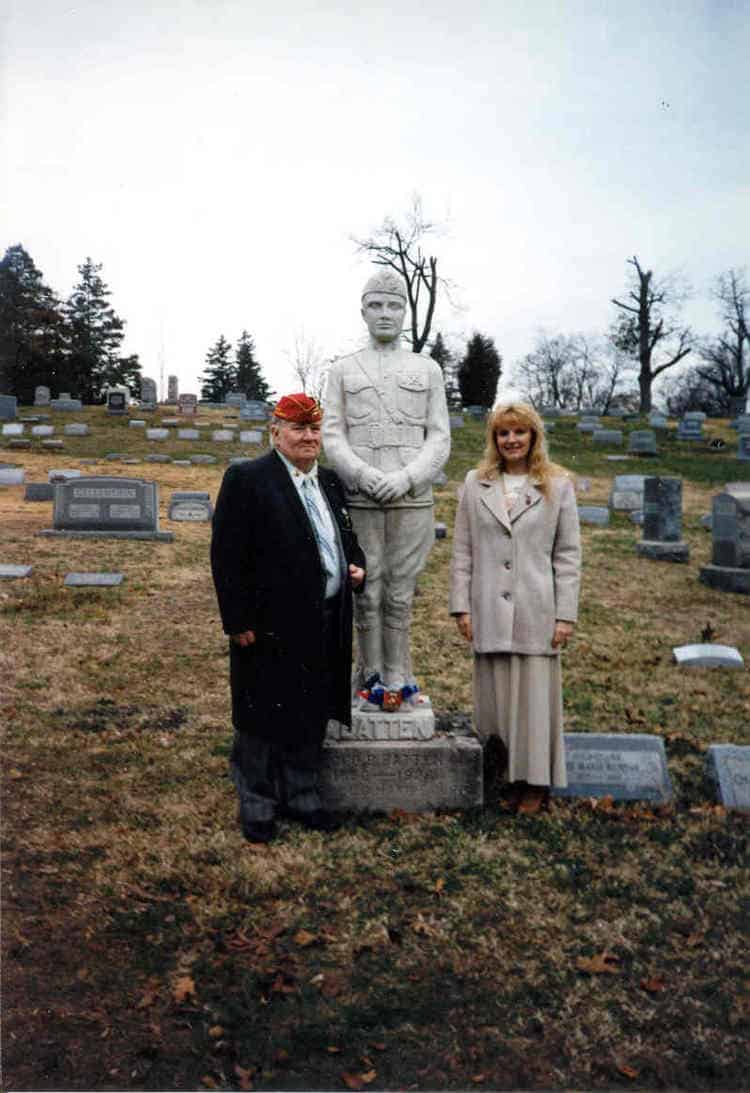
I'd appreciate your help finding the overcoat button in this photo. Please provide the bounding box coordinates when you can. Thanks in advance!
[504,561,511,569]
[502,591,511,600]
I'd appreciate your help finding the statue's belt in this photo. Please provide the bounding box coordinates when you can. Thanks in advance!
[347,423,424,448]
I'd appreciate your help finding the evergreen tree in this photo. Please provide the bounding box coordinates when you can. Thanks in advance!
[200,335,236,401]
[64,257,140,401]
[458,332,502,408]
[0,244,67,401]
[235,330,272,401]
[429,331,460,408]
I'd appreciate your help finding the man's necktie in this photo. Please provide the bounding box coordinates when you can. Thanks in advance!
[301,478,339,582]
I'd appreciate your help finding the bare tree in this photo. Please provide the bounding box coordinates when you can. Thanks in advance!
[612,255,692,413]
[352,194,451,353]
[285,330,330,402]
[696,267,749,408]
[514,331,637,412]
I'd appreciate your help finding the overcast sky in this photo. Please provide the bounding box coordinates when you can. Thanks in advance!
[3,0,748,400]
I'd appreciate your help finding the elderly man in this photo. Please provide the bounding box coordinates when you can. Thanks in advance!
[211,393,366,843]
[323,270,450,707]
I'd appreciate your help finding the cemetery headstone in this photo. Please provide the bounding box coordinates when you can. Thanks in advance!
[732,415,750,433]
[648,411,668,429]
[212,430,234,442]
[677,416,704,441]
[0,564,32,579]
[178,393,198,415]
[627,429,658,456]
[160,417,180,426]
[34,385,51,406]
[106,390,127,415]
[737,434,750,461]
[2,423,24,436]
[466,405,486,421]
[609,474,646,512]
[578,506,610,525]
[25,483,55,502]
[140,377,158,408]
[64,423,90,436]
[190,454,217,464]
[50,397,83,411]
[129,420,146,429]
[449,415,465,429]
[239,429,263,444]
[729,395,747,419]
[42,439,64,450]
[40,476,173,541]
[64,572,124,587]
[0,395,18,420]
[178,428,200,440]
[552,733,673,803]
[168,490,213,521]
[166,375,179,404]
[705,745,750,812]
[0,467,25,485]
[225,392,246,408]
[636,476,689,562]
[48,469,81,482]
[699,492,750,593]
[539,406,561,418]
[145,454,172,463]
[8,438,31,449]
[240,400,270,421]
[31,425,54,437]
[672,644,744,669]
[146,428,169,441]
[592,429,623,447]
[726,481,750,497]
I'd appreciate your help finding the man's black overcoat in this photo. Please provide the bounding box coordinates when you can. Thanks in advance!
[210,451,366,747]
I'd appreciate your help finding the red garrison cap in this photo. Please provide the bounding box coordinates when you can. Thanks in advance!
[273,393,323,424]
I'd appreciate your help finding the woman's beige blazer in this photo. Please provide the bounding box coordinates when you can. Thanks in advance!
[449,470,581,655]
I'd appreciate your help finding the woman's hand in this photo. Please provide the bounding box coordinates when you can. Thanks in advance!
[349,564,365,588]
[456,613,473,642]
[551,620,574,649]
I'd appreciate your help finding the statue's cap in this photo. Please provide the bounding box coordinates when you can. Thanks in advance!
[361,269,407,301]
[273,393,323,424]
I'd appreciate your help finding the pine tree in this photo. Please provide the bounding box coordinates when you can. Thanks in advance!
[64,257,140,402]
[200,335,236,401]
[429,331,460,408]
[0,244,67,401]
[458,332,502,408]
[235,330,272,401]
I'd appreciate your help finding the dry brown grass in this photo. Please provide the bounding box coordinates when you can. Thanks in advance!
[1,409,748,1091]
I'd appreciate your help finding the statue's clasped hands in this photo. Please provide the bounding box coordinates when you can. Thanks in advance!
[360,466,411,504]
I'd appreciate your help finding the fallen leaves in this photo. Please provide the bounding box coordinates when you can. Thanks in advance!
[342,1069,376,1089]
[640,976,667,994]
[293,928,318,947]
[234,1064,254,1090]
[576,952,620,975]
[171,975,196,1004]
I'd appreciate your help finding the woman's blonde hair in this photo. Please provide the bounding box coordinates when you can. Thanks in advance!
[477,400,569,497]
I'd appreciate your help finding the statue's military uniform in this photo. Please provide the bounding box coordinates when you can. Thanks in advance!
[323,345,450,691]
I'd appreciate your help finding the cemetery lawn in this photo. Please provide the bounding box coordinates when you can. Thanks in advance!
[2,409,749,1092]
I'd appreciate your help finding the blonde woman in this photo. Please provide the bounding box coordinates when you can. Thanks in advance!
[449,402,581,813]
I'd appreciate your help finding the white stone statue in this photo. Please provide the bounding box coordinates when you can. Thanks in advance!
[323,269,450,707]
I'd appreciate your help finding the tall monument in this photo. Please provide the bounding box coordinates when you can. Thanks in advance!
[323,270,450,713]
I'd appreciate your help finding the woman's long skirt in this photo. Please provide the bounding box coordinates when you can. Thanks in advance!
[473,652,567,788]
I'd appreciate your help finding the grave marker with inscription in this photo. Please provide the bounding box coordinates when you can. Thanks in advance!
[0,395,18,420]
[609,474,646,512]
[39,476,173,541]
[168,491,213,521]
[34,386,51,406]
[636,476,689,562]
[699,492,750,593]
[552,733,673,802]
[627,429,658,456]
[706,744,750,812]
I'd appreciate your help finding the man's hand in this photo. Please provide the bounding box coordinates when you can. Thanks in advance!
[551,620,574,649]
[371,469,411,504]
[455,613,473,642]
[358,466,389,497]
[349,564,365,589]
[231,630,256,647]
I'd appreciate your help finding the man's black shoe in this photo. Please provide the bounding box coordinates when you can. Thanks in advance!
[286,808,340,833]
[241,817,276,843]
